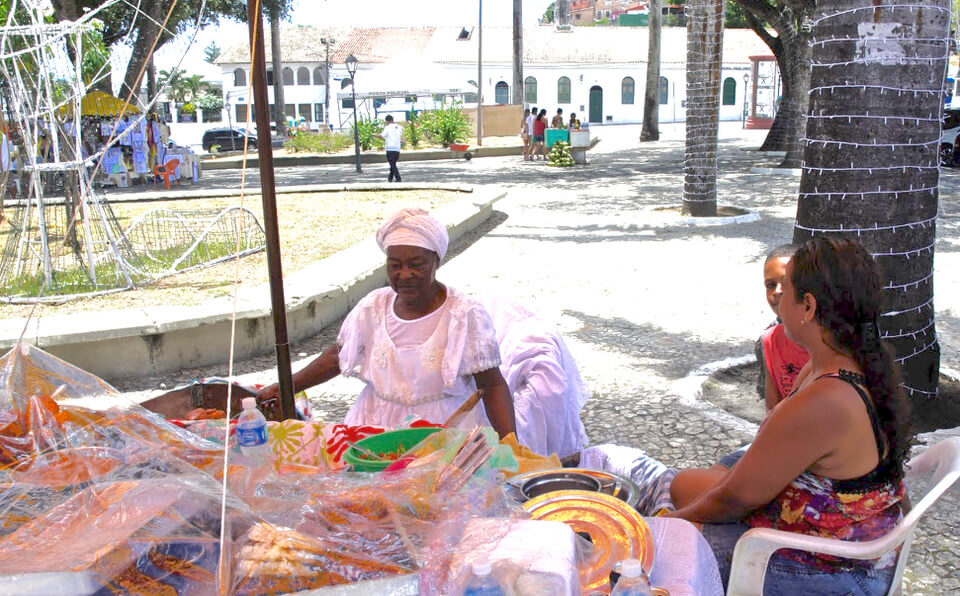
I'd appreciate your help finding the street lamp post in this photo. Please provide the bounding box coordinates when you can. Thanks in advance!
[321,37,335,130]
[345,53,361,173]
[742,73,749,129]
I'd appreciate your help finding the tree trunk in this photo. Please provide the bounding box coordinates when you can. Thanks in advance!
[512,0,523,105]
[120,0,162,105]
[793,0,947,398]
[757,35,812,168]
[270,10,287,139]
[682,0,725,216]
[146,55,156,101]
[640,0,662,141]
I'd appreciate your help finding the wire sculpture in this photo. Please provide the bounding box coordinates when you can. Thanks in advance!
[0,0,265,304]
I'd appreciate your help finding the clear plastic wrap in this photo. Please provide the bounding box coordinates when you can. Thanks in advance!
[0,342,534,595]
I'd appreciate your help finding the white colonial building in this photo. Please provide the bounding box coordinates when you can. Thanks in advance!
[214,24,772,133]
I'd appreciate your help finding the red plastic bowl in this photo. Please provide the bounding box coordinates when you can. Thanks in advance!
[449,143,470,152]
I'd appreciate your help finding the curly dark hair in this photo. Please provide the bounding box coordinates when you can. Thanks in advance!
[790,236,911,480]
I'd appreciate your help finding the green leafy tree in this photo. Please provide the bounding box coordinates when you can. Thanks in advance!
[50,0,249,103]
[203,41,221,63]
[541,2,555,23]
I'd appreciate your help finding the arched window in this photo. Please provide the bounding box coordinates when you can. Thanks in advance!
[524,76,537,103]
[557,76,571,104]
[658,76,668,105]
[313,66,325,85]
[722,77,736,105]
[494,81,509,104]
[341,77,352,89]
[233,68,246,87]
[297,67,310,85]
[621,76,635,104]
[282,67,294,85]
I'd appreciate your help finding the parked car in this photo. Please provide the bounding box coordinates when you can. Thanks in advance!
[201,127,257,153]
[940,108,960,166]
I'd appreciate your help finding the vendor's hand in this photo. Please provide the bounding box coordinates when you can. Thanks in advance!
[257,383,280,401]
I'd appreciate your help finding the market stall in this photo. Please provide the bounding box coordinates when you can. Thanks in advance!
[0,343,722,595]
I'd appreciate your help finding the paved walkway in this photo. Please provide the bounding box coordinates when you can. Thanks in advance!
[111,122,960,594]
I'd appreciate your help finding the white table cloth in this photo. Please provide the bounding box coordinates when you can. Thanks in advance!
[464,515,723,596]
[647,517,723,596]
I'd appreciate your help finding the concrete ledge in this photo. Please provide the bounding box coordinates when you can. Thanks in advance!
[3,185,506,380]
[750,167,802,176]
[203,145,523,170]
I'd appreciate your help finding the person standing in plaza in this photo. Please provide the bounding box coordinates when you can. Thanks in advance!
[378,115,403,182]
[551,108,564,128]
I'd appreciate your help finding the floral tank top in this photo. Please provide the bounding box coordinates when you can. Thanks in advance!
[747,371,905,571]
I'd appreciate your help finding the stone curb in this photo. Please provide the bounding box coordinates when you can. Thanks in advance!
[104,182,481,204]
[202,144,524,170]
[646,206,761,227]
[749,167,802,176]
[2,185,506,380]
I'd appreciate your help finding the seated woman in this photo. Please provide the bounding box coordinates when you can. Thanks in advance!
[666,236,910,595]
[258,208,516,438]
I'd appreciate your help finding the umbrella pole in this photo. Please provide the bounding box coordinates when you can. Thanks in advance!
[247,0,295,419]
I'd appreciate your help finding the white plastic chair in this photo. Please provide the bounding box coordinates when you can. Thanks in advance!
[727,437,960,596]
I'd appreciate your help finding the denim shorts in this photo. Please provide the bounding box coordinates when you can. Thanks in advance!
[701,521,895,595]
[533,134,544,142]
[718,444,750,468]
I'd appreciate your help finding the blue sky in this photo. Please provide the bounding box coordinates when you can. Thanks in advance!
[150,0,554,80]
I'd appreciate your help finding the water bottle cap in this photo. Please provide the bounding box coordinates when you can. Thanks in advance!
[241,397,258,410]
[618,559,644,578]
[471,561,492,576]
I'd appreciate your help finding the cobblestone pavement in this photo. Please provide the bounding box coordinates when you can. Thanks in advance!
[112,123,960,594]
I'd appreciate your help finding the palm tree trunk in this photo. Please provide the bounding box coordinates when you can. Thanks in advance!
[269,10,287,139]
[512,0,523,105]
[682,0,725,216]
[640,0,662,141]
[793,0,948,398]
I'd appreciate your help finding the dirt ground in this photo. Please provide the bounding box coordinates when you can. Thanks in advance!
[0,189,461,318]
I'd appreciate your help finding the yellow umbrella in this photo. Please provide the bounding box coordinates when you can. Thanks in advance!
[59,91,142,117]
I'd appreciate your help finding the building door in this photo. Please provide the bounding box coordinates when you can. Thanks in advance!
[589,86,603,123]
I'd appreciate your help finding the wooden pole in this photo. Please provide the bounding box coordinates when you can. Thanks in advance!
[247,0,296,419]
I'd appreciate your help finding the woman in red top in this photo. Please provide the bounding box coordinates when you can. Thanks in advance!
[532,109,547,161]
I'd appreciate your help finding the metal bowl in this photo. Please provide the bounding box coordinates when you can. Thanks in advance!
[520,472,602,500]
[507,468,641,509]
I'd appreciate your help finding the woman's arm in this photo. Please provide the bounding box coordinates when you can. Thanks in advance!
[257,345,340,400]
[473,367,517,439]
[669,383,844,523]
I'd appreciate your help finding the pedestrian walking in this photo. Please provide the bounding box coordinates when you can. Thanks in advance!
[378,115,403,182]
[533,109,547,160]
[520,108,531,161]
[525,107,537,161]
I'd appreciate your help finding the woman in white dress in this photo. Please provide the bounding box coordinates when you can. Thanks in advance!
[258,209,517,438]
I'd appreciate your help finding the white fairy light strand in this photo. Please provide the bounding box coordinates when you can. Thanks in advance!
[797,0,950,395]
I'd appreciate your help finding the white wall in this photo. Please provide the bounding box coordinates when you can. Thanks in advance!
[217,60,758,135]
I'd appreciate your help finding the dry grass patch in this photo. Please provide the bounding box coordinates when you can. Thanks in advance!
[0,189,461,319]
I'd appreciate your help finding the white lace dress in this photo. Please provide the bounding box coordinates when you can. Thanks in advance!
[339,287,502,429]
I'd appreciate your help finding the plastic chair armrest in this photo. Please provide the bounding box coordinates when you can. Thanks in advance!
[727,527,909,595]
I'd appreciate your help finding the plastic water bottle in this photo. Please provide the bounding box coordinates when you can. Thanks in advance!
[610,559,654,596]
[462,561,505,596]
[236,397,270,463]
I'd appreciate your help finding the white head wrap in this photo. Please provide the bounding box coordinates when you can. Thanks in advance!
[376,208,449,261]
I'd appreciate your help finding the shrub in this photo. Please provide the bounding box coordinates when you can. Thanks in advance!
[404,111,422,149]
[418,103,472,147]
[180,102,196,114]
[353,116,385,151]
[284,131,354,154]
[547,141,575,167]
